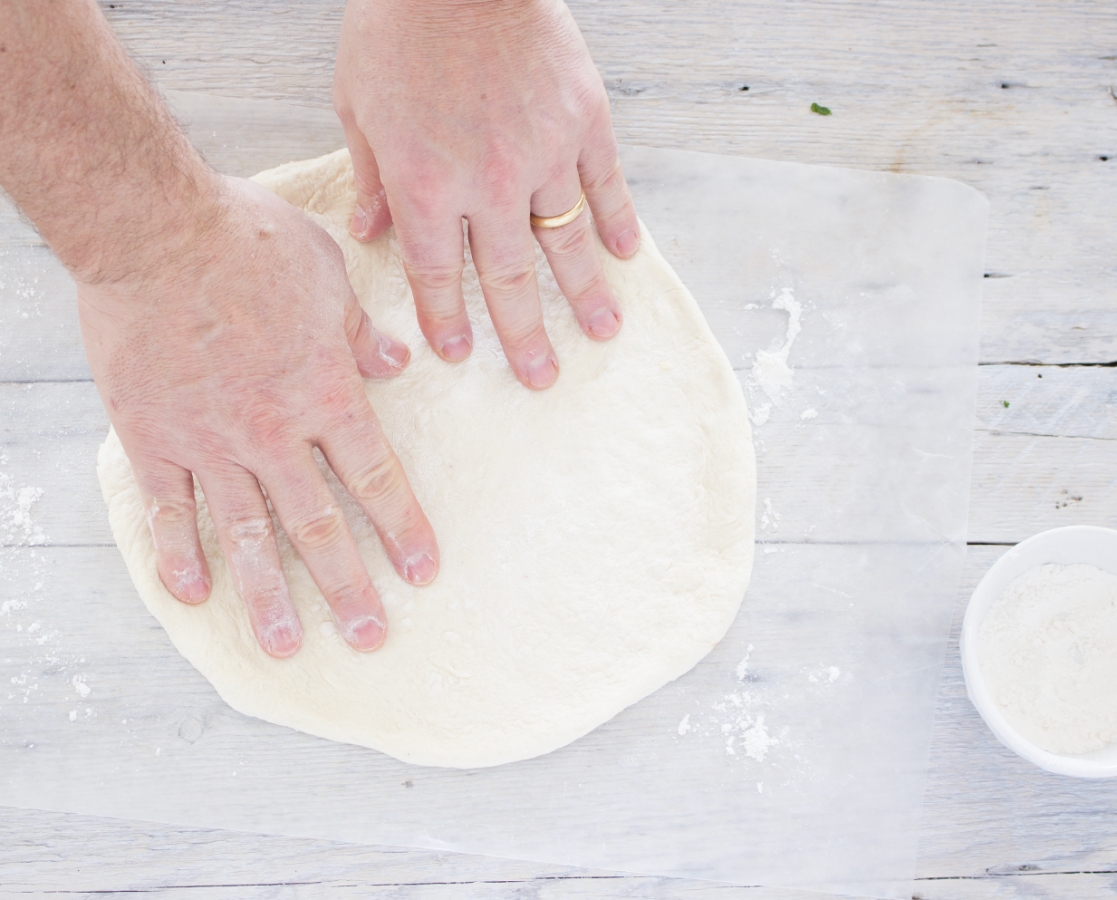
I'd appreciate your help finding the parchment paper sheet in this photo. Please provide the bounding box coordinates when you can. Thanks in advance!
[0,93,986,898]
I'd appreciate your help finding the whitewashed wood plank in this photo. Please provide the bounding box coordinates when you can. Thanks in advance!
[6,76,1116,380]
[0,544,862,900]
[918,547,1117,880]
[2,368,1115,548]
[28,884,771,900]
[0,233,86,383]
[977,365,1117,440]
[2,546,1115,896]
[96,1,1117,117]
[0,801,849,897]
[0,382,113,547]
[95,0,1117,365]
[968,431,1117,542]
[0,807,597,895]
[968,363,1117,542]
[0,1,1112,894]
[913,873,1117,900]
[0,93,345,383]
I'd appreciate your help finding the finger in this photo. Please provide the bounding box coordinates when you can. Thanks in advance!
[578,103,640,259]
[199,468,302,659]
[532,177,622,341]
[260,454,389,653]
[468,212,558,389]
[317,396,439,587]
[393,205,473,363]
[343,287,410,379]
[133,457,211,605]
[344,125,393,242]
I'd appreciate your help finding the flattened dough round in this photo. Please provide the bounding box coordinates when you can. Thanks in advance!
[97,149,755,768]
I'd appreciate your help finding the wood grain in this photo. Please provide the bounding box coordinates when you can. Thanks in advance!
[2,549,1117,897]
[918,549,1117,881]
[1,0,1115,896]
[97,0,1117,366]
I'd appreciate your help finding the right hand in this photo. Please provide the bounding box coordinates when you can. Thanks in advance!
[333,0,640,390]
[79,175,439,658]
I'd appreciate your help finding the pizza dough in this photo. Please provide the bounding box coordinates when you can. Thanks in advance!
[97,149,755,768]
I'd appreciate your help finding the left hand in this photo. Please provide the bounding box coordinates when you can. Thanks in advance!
[333,0,640,390]
[80,176,439,658]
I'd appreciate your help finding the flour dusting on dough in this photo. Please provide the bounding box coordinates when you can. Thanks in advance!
[96,148,756,769]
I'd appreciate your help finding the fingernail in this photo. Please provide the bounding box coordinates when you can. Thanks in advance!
[403,552,438,586]
[588,306,621,339]
[525,353,559,389]
[616,228,639,257]
[441,334,472,362]
[350,205,368,239]
[262,618,302,658]
[377,331,410,369]
[343,614,387,651]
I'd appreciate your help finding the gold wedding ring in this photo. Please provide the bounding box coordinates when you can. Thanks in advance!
[530,192,586,229]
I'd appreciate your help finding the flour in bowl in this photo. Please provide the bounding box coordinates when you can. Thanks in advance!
[979,563,1117,755]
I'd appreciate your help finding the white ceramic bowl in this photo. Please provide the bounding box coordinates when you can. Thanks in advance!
[961,525,1117,777]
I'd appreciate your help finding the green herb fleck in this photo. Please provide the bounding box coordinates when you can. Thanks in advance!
[1002,400,1010,408]
[811,102,832,116]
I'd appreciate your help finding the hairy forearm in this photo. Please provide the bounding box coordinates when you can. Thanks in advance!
[0,0,219,284]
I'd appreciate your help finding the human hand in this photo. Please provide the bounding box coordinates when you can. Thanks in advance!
[78,176,439,658]
[333,0,640,389]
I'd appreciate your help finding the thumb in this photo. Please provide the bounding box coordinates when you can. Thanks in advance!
[344,290,410,379]
[345,125,393,242]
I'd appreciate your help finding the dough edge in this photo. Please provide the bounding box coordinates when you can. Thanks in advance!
[97,149,755,768]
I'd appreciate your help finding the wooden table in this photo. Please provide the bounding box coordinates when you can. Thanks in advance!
[2,1,1115,896]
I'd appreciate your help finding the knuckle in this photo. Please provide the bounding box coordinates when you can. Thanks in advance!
[243,400,293,449]
[353,170,385,199]
[350,453,402,505]
[479,142,525,193]
[423,308,466,330]
[570,80,608,122]
[332,91,352,123]
[500,317,547,351]
[147,495,196,527]
[565,269,609,305]
[480,261,536,299]
[247,583,290,617]
[324,581,375,616]
[317,379,363,421]
[543,219,594,259]
[398,169,453,222]
[582,153,624,194]
[226,516,273,548]
[288,504,347,553]
[224,516,284,598]
[406,259,464,294]
[344,300,369,341]
[483,184,523,218]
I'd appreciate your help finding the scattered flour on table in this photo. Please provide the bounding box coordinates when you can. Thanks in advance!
[759,498,781,533]
[674,643,852,800]
[1,473,46,547]
[676,644,781,763]
[746,287,803,429]
[809,665,841,684]
[979,563,1117,755]
[0,258,45,335]
[0,463,94,723]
